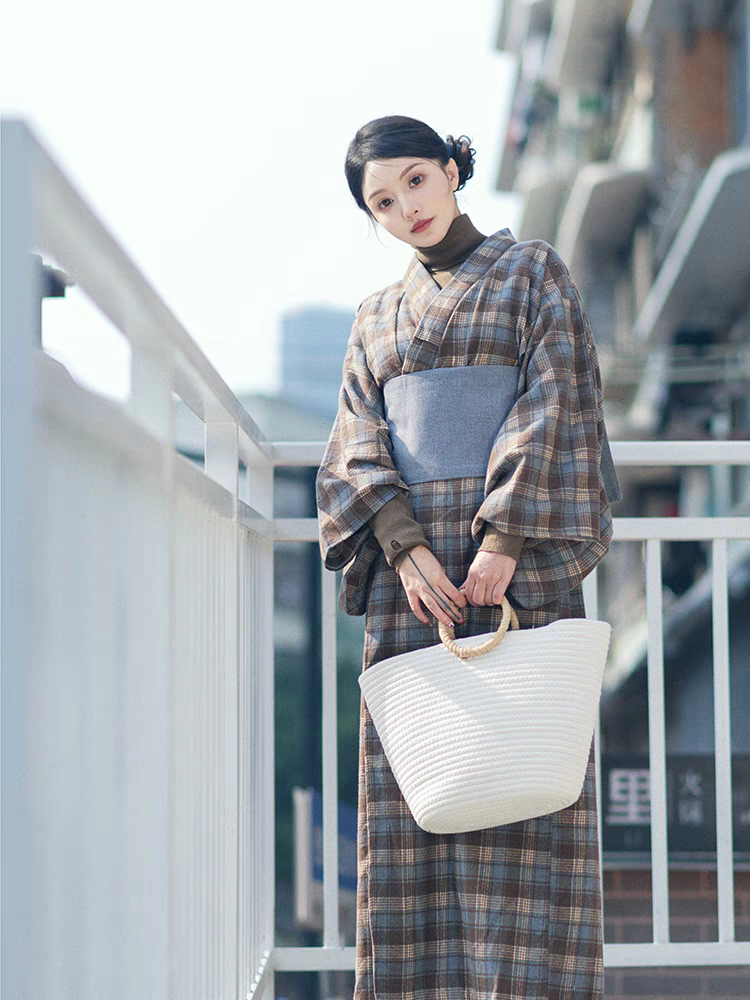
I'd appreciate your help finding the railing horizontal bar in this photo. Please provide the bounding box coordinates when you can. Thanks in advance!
[614,518,750,540]
[270,442,328,466]
[170,353,271,461]
[272,516,750,545]
[39,349,165,467]
[40,349,247,522]
[601,858,750,871]
[18,121,270,455]
[237,501,274,541]
[273,517,320,543]
[270,440,750,467]
[275,942,750,971]
[603,942,750,966]
[273,946,357,971]
[175,453,235,519]
[608,441,750,465]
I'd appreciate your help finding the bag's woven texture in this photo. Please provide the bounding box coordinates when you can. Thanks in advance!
[359,614,611,834]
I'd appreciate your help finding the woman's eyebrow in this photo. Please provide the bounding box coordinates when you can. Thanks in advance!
[367,161,427,203]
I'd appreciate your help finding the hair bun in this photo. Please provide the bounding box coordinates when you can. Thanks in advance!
[444,133,476,190]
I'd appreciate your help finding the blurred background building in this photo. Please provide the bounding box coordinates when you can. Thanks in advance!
[280,307,356,419]
[497,2,750,996]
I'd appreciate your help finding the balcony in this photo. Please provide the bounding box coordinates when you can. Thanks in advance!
[3,119,750,998]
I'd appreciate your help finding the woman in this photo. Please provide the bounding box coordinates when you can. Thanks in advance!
[316,115,622,1000]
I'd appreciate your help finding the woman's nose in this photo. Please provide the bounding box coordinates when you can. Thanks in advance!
[402,199,419,220]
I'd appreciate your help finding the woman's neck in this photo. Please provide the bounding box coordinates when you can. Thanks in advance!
[415,212,487,272]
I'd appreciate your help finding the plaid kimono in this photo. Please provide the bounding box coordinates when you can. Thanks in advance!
[316,228,618,999]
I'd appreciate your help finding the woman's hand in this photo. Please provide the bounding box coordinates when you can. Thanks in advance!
[394,544,468,627]
[458,551,518,607]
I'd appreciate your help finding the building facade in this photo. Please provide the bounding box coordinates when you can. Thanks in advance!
[496,2,750,996]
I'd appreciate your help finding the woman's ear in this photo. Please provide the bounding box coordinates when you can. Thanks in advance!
[448,157,459,191]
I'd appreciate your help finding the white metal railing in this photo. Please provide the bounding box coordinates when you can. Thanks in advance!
[273,440,750,975]
[593,443,750,968]
[3,118,750,998]
[1,120,275,998]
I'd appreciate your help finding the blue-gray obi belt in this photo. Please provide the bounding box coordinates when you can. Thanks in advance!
[382,364,623,503]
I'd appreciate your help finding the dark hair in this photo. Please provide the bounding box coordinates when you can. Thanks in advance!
[345,115,476,218]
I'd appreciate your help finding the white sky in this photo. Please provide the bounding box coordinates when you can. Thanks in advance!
[2,0,519,399]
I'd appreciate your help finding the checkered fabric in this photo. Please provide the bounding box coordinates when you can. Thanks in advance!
[316,229,618,617]
[352,480,604,999]
[315,229,610,997]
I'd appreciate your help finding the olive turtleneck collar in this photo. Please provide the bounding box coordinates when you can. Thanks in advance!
[415,212,487,273]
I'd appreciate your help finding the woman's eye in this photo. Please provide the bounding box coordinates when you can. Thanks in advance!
[376,176,421,211]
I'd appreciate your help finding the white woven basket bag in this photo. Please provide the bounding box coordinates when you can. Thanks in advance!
[358,596,612,834]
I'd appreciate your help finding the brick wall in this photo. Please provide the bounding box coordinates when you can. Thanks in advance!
[658,29,732,176]
[603,867,750,998]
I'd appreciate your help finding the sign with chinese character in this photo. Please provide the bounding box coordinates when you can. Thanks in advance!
[602,753,750,862]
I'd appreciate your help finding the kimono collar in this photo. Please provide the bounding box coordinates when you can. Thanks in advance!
[415,212,488,273]
[399,226,519,371]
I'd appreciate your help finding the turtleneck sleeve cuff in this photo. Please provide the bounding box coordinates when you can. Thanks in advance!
[479,524,525,562]
[368,492,433,568]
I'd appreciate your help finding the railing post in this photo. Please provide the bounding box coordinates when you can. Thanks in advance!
[127,346,175,445]
[1,116,38,1000]
[205,418,241,995]
[256,441,275,995]
[711,537,735,944]
[126,343,175,993]
[321,564,340,947]
[583,569,606,947]
[645,537,670,943]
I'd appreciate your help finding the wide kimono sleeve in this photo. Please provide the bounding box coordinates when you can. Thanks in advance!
[316,308,411,615]
[470,246,622,610]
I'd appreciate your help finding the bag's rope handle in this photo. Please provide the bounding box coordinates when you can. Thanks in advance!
[438,595,520,660]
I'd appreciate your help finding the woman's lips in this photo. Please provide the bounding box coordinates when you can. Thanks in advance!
[412,217,433,234]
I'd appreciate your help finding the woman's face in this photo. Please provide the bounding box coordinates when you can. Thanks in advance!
[361,156,460,247]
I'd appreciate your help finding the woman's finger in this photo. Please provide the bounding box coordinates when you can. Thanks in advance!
[462,552,518,606]
[443,578,468,610]
[405,590,430,625]
[472,573,488,606]
[396,548,465,624]
[420,591,456,628]
[438,589,465,623]
[419,581,464,624]
[432,579,465,620]
[402,553,465,622]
